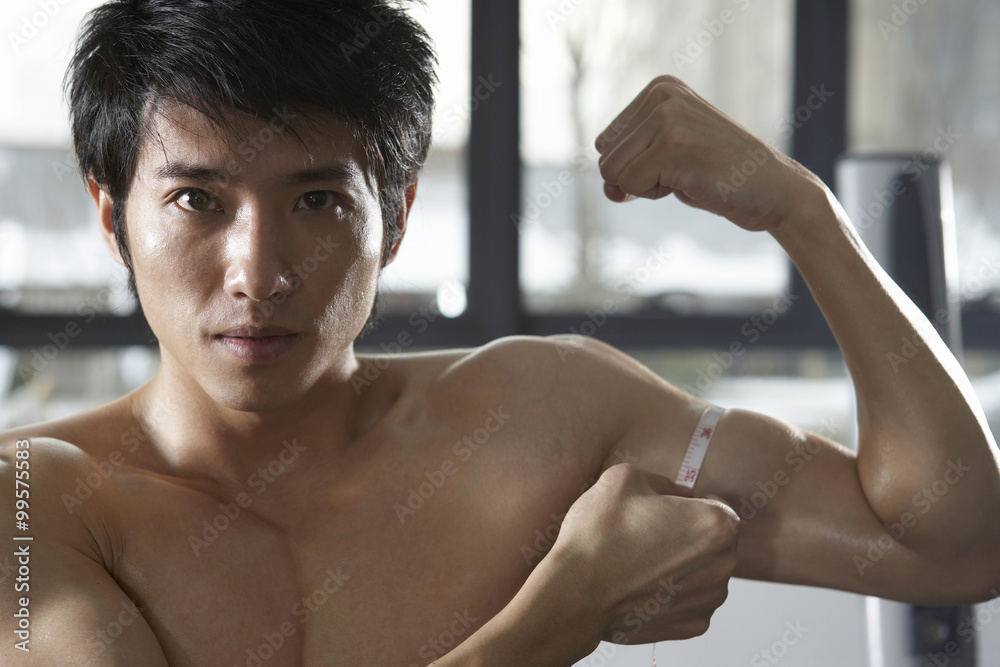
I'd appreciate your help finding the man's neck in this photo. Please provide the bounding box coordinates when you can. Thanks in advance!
[126,345,378,485]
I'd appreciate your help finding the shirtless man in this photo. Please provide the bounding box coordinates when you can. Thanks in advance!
[2,1,999,665]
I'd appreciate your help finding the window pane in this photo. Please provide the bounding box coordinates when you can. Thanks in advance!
[519,0,795,315]
[0,1,132,316]
[377,0,471,316]
[628,347,854,442]
[849,1,1000,304]
[0,347,160,430]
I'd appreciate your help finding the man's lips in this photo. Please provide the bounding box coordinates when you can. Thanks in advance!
[213,326,300,362]
[215,325,297,338]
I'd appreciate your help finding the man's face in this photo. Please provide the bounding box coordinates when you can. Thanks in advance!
[111,102,392,411]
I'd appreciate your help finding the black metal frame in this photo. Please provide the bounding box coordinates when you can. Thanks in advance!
[1,0,997,351]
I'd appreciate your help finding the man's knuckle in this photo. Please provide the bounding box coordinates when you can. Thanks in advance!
[650,80,680,102]
[671,169,695,194]
[654,74,683,87]
[600,461,636,489]
[614,461,640,480]
[701,509,739,545]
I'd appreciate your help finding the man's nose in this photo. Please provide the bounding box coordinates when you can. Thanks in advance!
[223,210,293,302]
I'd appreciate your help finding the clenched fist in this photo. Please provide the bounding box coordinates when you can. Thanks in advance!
[595,75,826,234]
[501,462,741,660]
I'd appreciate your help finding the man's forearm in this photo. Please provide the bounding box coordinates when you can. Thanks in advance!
[771,180,1000,564]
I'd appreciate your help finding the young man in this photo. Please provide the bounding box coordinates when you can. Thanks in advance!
[2,1,999,665]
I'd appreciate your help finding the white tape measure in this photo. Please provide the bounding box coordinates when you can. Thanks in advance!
[675,405,725,489]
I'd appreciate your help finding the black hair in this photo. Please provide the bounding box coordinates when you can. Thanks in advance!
[65,0,437,340]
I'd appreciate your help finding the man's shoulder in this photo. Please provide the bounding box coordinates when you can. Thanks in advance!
[0,398,144,515]
[394,334,657,445]
[0,433,95,482]
[0,398,144,555]
[388,334,605,397]
[0,433,115,546]
[358,334,565,395]
[0,397,132,459]
[0,418,124,493]
[436,333,651,396]
[383,335,633,486]
[445,333,698,447]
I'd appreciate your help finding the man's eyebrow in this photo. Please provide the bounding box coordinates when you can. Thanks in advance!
[284,162,362,186]
[154,162,228,183]
[152,161,363,186]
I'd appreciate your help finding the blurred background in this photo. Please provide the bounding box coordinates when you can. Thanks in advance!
[1,0,999,664]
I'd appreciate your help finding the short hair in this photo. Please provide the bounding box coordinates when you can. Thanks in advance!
[65,0,437,340]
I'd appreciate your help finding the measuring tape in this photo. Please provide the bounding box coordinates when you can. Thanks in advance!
[674,405,725,490]
[641,405,725,665]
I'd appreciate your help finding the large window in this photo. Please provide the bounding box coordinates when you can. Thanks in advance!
[520,0,795,316]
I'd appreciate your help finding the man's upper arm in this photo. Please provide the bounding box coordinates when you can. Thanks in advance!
[548,334,989,606]
[0,438,168,665]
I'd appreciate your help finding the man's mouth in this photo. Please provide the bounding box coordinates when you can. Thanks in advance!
[213,326,300,363]
[216,324,297,338]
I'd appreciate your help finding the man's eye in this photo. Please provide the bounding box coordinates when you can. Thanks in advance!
[295,191,337,211]
[174,189,222,212]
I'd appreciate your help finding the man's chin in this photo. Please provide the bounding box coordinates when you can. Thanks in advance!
[203,373,309,414]
[216,393,290,413]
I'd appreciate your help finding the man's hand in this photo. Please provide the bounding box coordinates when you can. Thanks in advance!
[432,463,740,666]
[594,75,822,233]
[544,463,740,645]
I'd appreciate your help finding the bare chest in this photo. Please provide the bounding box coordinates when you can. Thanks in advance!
[105,423,592,666]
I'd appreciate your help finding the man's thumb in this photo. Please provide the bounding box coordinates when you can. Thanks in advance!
[702,493,741,531]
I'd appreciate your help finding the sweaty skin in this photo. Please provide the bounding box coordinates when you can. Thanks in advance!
[2,78,1000,666]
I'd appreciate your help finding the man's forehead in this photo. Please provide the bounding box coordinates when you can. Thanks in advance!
[136,99,372,184]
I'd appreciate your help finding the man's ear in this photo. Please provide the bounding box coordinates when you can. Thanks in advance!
[87,177,126,268]
[384,180,417,267]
